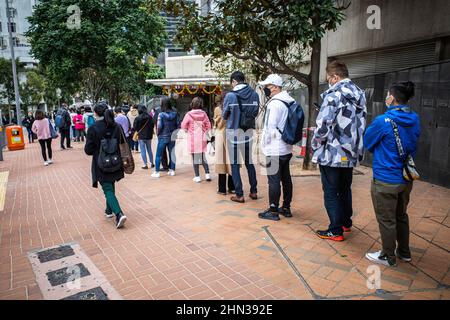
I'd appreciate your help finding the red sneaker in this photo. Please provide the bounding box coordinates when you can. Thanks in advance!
[343,226,352,233]
[316,230,345,242]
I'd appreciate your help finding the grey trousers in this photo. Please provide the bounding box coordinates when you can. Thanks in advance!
[371,179,413,262]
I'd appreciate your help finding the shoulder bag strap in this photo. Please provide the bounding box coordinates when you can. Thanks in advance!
[388,119,406,159]
[138,119,149,134]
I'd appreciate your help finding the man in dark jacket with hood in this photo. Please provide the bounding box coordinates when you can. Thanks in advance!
[222,71,260,203]
[57,103,73,150]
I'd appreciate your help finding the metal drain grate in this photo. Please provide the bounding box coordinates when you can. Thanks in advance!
[62,287,109,300]
[37,245,75,263]
[28,243,122,300]
[46,263,91,287]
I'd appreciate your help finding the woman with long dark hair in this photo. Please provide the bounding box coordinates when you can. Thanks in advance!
[133,104,155,169]
[84,102,127,229]
[364,81,421,267]
[32,109,53,166]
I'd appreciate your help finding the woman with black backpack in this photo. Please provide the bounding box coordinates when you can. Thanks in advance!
[84,102,127,229]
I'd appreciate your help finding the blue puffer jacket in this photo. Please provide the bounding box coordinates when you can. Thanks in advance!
[157,111,179,138]
[364,106,421,184]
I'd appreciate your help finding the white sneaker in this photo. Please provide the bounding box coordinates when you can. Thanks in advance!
[151,171,160,178]
[365,250,396,267]
[168,169,176,176]
[205,173,211,181]
[44,161,49,166]
[193,176,201,183]
[47,159,53,164]
[116,215,127,229]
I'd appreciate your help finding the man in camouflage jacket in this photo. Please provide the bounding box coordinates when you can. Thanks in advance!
[312,61,367,242]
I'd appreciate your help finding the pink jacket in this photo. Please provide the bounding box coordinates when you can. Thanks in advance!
[31,118,51,140]
[73,114,85,130]
[181,109,212,153]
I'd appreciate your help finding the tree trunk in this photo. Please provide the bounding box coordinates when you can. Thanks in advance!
[303,36,321,170]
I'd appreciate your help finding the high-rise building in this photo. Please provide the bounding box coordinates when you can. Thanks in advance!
[0,0,38,68]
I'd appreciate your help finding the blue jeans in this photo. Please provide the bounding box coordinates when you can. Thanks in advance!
[155,137,175,172]
[228,140,257,197]
[138,139,153,166]
[319,165,353,235]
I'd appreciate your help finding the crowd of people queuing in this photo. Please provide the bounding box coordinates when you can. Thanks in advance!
[23,60,421,268]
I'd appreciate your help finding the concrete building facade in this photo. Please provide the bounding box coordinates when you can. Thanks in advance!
[0,0,38,67]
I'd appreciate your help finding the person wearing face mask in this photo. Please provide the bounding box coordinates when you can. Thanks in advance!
[363,82,420,267]
[222,71,260,203]
[258,74,297,221]
[312,60,367,242]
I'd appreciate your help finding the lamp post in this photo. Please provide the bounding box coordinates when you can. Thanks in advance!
[5,0,22,126]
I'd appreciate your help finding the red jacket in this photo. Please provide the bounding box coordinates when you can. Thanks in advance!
[73,114,85,130]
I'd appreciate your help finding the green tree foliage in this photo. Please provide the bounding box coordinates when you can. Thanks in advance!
[27,0,167,106]
[144,62,165,97]
[19,66,72,111]
[161,0,347,169]
[0,57,25,105]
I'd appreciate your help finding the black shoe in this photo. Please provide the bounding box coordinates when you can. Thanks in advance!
[61,146,66,150]
[142,165,148,169]
[105,210,114,219]
[160,168,169,172]
[67,146,73,149]
[258,208,280,221]
[279,207,293,218]
[151,164,155,168]
[116,214,127,229]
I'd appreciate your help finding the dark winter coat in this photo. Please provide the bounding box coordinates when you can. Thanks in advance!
[84,119,125,188]
[133,113,154,140]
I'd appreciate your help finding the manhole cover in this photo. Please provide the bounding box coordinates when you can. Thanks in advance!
[46,263,90,287]
[62,287,109,300]
[37,245,75,263]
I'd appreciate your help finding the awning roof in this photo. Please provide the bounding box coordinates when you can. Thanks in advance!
[146,77,227,87]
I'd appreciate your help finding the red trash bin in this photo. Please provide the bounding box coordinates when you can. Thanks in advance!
[6,125,25,151]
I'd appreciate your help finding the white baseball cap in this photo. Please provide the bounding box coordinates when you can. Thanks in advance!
[259,74,283,87]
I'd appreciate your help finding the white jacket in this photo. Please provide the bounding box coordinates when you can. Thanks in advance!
[261,91,294,156]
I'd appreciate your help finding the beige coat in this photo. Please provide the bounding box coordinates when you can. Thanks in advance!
[213,106,232,174]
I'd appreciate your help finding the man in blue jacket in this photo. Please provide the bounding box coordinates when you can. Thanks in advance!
[222,71,260,203]
[364,81,420,267]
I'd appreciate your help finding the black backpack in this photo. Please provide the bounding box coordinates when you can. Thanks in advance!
[97,128,122,173]
[236,95,256,131]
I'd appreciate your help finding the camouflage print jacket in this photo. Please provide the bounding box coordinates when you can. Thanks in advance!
[312,79,367,168]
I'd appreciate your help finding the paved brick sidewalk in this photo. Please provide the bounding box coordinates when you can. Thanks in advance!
[0,141,448,300]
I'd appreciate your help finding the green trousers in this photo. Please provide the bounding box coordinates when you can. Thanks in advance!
[101,182,123,217]
[371,179,413,262]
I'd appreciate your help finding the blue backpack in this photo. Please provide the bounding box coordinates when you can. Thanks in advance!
[87,114,95,127]
[274,99,305,145]
[55,114,63,128]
